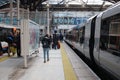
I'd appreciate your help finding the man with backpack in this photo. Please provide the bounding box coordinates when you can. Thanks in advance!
[42,34,51,63]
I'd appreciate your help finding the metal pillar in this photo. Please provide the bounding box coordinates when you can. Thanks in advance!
[17,0,27,68]
[21,9,24,19]
[17,0,20,26]
[35,9,38,23]
[23,7,29,68]
[27,8,29,20]
[47,1,50,34]
[10,0,13,25]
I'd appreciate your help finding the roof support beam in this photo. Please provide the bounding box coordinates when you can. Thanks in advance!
[34,0,47,10]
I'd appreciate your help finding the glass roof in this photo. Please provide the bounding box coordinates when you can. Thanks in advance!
[43,0,113,5]
[0,0,113,7]
[0,0,116,10]
[0,0,16,7]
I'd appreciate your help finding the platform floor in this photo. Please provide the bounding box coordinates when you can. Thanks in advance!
[0,42,100,80]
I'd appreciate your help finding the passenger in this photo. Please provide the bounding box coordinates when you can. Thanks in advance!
[16,31,21,57]
[7,32,14,56]
[59,34,63,42]
[53,33,58,49]
[49,35,53,49]
[0,42,3,56]
[42,34,51,63]
[11,32,17,56]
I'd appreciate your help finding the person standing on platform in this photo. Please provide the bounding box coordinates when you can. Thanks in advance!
[16,31,21,57]
[0,41,3,56]
[42,34,51,63]
[7,32,14,56]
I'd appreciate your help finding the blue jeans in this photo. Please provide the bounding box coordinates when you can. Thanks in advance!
[43,48,49,61]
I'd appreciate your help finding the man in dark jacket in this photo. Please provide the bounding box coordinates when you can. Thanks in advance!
[53,33,58,49]
[42,34,51,63]
[16,31,21,57]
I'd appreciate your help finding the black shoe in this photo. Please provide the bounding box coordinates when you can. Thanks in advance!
[47,59,49,61]
[18,56,22,58]
[44,61,46,63]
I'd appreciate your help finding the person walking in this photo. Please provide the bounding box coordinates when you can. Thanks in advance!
[42,34,51,63]
[49,35,53,49]
[53,33,58,49]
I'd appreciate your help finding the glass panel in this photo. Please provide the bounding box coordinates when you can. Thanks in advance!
[109,22,120,35]
[100,13,120,55]
[79,27,85,44]
[0,0,10,7]
[108,21,120,51]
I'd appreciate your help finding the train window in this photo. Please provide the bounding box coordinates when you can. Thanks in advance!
[108,22,120,51]
[66,31,73,41]
[79,27,85,44]
[76,30,79,42]
[100,13,120,54]
[73,30,77,42]
[100,19,109,50]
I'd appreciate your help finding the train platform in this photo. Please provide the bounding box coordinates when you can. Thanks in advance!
[0,42,100,80]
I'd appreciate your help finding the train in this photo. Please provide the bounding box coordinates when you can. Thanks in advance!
[65,2,120,80]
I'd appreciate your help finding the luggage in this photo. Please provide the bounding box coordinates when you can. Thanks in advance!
[57,42,60,49]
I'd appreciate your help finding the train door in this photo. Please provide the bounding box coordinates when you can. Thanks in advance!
[94,12,103,64]
[84,16,96,59]
[89,16,96,63]
[84,21,91,58]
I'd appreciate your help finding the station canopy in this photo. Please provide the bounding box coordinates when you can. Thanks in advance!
[0,0,119,11]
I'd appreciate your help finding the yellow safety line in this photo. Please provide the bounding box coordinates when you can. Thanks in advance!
[0,55,10,62]
[0,53,15,62]
[60,43,77,80]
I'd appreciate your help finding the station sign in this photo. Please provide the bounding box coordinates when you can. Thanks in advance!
[53,17,87,25]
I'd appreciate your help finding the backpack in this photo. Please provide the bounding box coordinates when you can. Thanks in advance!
[42,37,50,48]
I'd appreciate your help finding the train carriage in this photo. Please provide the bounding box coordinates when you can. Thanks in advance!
[65,1,120,80]
[94,2,120,79]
